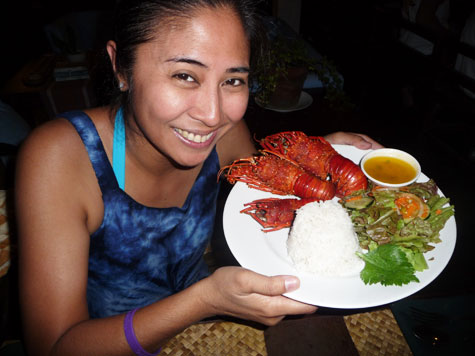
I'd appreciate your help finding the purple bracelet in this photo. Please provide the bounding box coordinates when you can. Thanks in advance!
[124,308,161,356]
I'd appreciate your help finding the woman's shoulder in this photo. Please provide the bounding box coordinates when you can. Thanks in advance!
[20,107,112,161]
[16,110,106,230]
[19,116,82,162]
[16,108,111,193]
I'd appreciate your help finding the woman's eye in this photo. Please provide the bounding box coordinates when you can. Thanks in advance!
[173,73,195,82]
[225,78,246,87]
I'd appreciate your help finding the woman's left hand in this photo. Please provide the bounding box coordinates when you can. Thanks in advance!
[324,131,384,150]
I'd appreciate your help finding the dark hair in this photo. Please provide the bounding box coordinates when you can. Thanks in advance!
[100,0,264,112]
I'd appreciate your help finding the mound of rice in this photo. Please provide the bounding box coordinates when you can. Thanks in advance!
[287,200,364,277]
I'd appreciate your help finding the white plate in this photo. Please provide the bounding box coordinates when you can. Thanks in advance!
[223,145,457,309]
[255,91,313,112]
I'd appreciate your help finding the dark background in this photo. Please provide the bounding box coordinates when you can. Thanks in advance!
[0,0,115,87]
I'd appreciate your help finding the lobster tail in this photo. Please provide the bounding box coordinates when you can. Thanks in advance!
[327,155,368,197]
[293,174,335,200]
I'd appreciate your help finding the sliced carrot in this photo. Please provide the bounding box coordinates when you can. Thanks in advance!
[395,193,429,221]
[345,195,362,202]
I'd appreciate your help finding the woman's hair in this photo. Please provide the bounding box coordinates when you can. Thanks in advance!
[99,0,264,112]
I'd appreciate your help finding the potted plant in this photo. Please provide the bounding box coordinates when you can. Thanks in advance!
[253,36,350,110]
[50,24,86,64]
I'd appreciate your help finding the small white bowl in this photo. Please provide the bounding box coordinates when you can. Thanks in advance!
[360,148,421,188]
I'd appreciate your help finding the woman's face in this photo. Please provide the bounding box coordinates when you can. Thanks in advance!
[127,6,250,168]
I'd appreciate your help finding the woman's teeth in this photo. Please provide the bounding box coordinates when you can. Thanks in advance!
[175,129,213,143]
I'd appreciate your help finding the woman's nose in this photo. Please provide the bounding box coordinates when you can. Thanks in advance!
[190,85,221,126]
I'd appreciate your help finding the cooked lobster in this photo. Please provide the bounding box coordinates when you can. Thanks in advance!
[218,151,336,200]
[220,131,368,231]
[260,131,368,197]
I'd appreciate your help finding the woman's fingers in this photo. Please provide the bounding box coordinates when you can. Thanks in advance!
[324,131,384,150]
[203,267,317,325]
[235,270,300,295]
[235,271,317,315]
[351,133,384,149]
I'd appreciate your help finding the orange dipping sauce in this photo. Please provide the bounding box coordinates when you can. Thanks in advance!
[363,156,417,184]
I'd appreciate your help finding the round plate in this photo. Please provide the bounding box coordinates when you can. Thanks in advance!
[223,145,457,308]
[255,91,313,112]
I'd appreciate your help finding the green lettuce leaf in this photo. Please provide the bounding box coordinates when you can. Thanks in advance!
[400,247,428,272]
[356,244,419,286]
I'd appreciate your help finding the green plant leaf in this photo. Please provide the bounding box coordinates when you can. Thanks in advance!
[253,36,352,110]
[356,244,419,286]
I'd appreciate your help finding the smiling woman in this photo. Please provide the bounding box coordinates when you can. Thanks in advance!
[15,1,381,355]
[14,1,318,355]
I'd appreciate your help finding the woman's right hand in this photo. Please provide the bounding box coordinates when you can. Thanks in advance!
[200,267,318,325]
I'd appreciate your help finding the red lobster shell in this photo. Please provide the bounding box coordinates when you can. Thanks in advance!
[260,131,368,197]
[240,197,318,232]
[218,151,335,200]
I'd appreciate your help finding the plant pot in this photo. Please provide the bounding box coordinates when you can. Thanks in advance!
[268,66,308,109]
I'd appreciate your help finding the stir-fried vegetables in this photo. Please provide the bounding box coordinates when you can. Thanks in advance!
[341,179,455,286]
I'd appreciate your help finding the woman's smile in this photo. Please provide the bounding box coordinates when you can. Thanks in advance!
[174,128,216,146]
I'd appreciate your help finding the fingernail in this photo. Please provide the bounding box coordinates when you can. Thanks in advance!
[284,277,299,292]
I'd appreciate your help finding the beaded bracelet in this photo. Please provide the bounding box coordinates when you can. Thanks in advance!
[124,308,161,356]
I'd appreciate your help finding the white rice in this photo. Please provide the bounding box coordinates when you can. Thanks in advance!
[287,200,364,277]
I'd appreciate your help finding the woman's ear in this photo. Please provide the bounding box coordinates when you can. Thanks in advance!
[106,40,127,90]
[106,40,118,74]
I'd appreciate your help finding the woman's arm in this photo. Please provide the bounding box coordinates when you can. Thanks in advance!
[16,119,315,356]
[14,119,145,355]
[16,120,95,355]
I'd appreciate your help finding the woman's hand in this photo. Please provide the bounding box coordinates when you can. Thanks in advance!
[324,131,384,150]
[200,267,317,326]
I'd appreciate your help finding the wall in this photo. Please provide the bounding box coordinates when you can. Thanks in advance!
[275,0,302,33]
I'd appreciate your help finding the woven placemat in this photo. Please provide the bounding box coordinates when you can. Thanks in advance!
[344,308,413,356]
[161,321,267,356]
[0,190,10,279]
[161,308,412,356]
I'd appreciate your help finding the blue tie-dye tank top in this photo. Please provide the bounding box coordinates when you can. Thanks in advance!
[62,111,220,318]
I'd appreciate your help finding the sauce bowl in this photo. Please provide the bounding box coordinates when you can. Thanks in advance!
[360,148,421,188]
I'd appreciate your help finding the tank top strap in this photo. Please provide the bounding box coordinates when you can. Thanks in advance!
[61,111,119,192]
[112,107,126,190]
